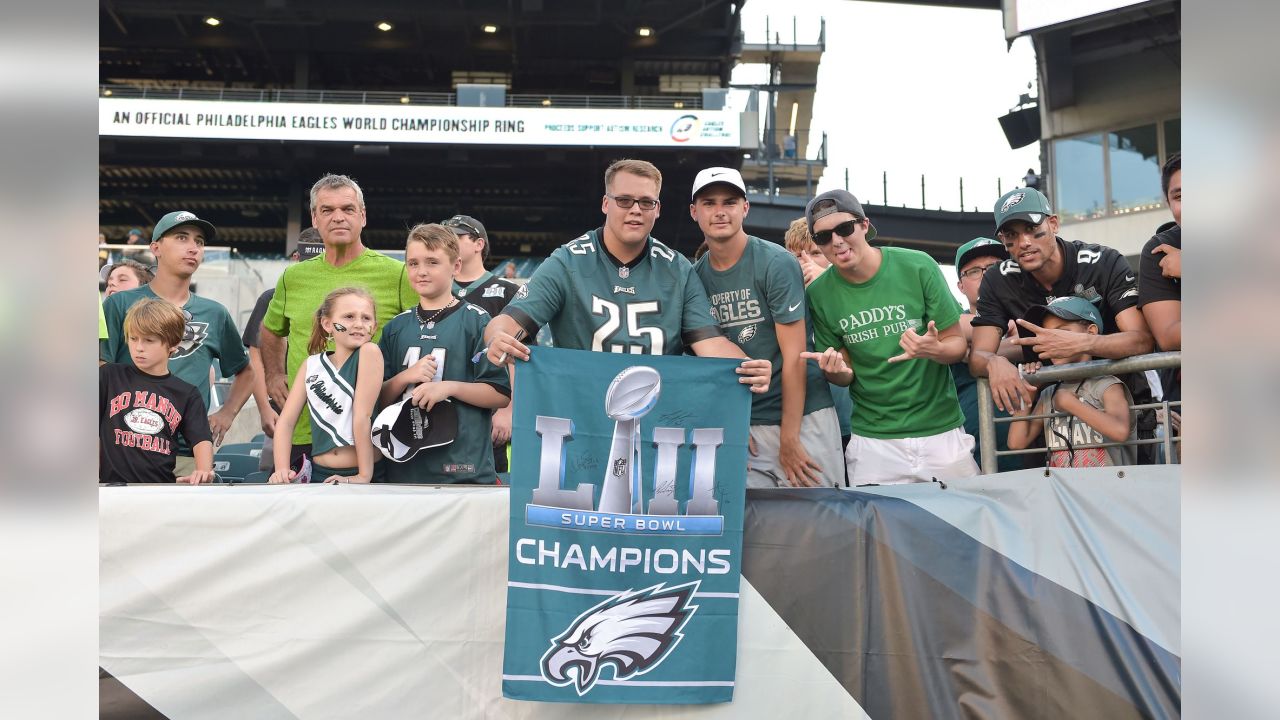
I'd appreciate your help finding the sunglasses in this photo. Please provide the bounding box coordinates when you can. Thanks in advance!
[607,194,660,211]
[812,218,863,246]
[443,218,483,237]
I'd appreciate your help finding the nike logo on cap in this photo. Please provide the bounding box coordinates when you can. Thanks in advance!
[710,171,726,177]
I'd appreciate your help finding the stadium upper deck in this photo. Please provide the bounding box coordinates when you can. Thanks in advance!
[100,0,752,257]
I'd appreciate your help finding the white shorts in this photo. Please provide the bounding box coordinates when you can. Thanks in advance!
[747,406,846,489]
[845,426,979,486]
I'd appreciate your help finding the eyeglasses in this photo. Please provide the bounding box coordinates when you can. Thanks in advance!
[996,221,1044,244]
[959,262,999,279]
[811,219,862,246]
[607,194,660,211]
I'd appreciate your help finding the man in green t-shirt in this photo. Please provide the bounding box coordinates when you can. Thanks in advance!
[689,167,843,489]
[482,159,772,395]
[801,189,978,485]
[260,174,417,461]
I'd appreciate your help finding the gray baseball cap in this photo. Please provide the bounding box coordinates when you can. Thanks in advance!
[805,189,877,241]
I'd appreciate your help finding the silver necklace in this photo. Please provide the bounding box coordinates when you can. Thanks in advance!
[416,299,456,329]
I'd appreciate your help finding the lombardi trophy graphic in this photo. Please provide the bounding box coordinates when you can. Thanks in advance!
[599,366,661,514]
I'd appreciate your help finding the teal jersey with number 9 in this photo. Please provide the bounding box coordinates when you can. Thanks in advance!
[502,228,722,354]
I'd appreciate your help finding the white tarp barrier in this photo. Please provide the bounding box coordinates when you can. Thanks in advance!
[100,485,865,719]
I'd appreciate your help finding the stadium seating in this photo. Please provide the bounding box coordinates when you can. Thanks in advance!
[212,453,259,483]
[217,442,262,457]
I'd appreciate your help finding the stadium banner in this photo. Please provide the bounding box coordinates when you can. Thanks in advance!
[501,346,751,704]
[98,98,741,147]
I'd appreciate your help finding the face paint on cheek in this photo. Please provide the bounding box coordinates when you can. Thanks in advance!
[332,323,348,332]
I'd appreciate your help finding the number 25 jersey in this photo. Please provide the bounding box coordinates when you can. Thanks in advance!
[501,228,721,355]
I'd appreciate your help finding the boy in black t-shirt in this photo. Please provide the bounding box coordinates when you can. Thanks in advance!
[100,298,214,484]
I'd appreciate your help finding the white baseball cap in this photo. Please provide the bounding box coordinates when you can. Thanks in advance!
[691,167,747,200]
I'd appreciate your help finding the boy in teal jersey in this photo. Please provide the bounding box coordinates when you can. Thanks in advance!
[801,190,979,485]
[378,224,511,483]
[689,167,843,489]
[260,174,417,463]
[483,159,773,395]
[100,210,254,477]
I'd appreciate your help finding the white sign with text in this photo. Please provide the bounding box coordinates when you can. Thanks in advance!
[99,98,741,147]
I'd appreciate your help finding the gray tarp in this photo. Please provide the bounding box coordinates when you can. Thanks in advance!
[742,467,1179,719]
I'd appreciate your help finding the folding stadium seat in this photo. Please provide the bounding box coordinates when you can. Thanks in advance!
[217,442,262,458]
[212,453,258,483]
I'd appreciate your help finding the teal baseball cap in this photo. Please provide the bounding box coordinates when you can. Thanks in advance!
[954,237,1007,269]
[151,210,217,243]
[994,188,1053,230]
[1025,296,1104,331]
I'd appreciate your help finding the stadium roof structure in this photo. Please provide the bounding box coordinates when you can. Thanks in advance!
[100,0,752,256]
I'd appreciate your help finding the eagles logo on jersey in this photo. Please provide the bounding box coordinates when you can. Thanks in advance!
[170,320,210,359]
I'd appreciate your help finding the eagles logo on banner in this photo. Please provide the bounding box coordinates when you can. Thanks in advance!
[502,346,751,704]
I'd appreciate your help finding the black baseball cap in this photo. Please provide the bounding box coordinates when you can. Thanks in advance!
[371,398,458,462]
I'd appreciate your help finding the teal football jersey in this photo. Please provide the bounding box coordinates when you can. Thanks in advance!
[694,236,834,425]
[378,302,511,484]
[502,228,721,354]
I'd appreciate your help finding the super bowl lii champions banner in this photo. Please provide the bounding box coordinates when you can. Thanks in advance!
[502,346,751,704]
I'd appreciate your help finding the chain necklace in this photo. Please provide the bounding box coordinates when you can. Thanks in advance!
[416,299,457,329]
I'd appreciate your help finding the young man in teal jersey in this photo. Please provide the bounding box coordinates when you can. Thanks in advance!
[801,189,978,485]
[100,210,254,478]
[441,213,522,472]
[690,167,843,488]
[260,173,418,464]
[378,224,511,483]
[483,159,772,395]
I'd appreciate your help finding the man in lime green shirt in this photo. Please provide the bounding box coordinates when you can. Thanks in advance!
[260,174,416,460]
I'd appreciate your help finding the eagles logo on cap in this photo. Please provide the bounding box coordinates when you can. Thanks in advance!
[1000,192,1025,214]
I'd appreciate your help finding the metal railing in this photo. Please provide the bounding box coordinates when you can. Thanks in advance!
[744,16,826,50]
[100,85,704,110]
[975,352,1181,474]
